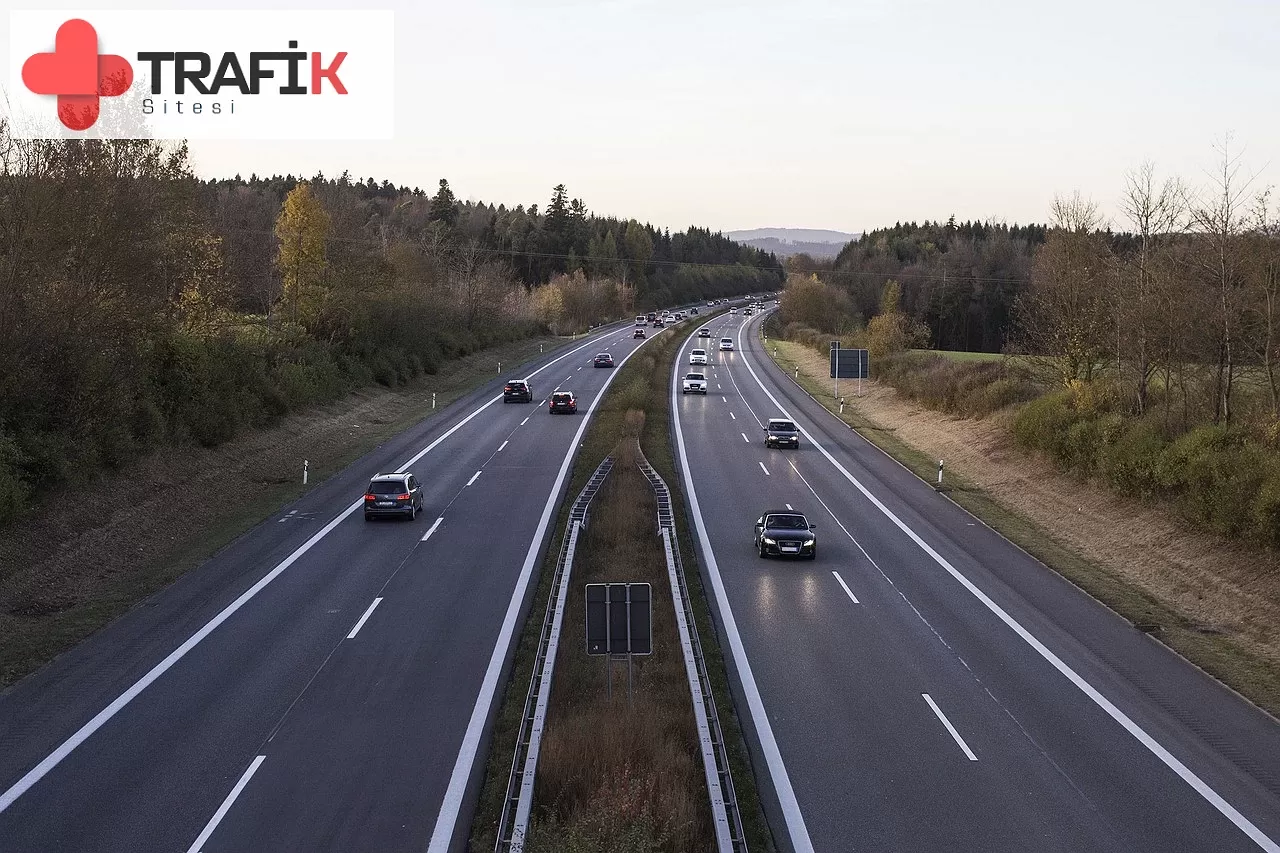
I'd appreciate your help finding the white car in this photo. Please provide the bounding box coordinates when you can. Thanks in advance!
[719,338,734,351]
[690,349,708,365]
[681,372,708,394]
[730,307,738,315]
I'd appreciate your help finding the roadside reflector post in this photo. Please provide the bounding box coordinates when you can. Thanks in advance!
[303,459,309,485]
[432,392,436,409]
[937,459,944,486]
[840,397,845,415]
[794,366,800,379]
[498,361,502,375]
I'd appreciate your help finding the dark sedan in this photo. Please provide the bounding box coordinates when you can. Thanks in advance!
[593,353,615,368]
[752,511,817,559]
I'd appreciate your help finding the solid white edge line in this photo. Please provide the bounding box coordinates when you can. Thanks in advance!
[426,330,655,853]
[671,324,816,853]
[923,693,978,761]
[346,597,384,640]
[0,324,625,816]
[466,471,482,487]
[759,461,770,476]
[184,754,266,853]
[498,440,508,452]
[832,571,860,605]
[422,516,444,542]
[735,316,1280,853]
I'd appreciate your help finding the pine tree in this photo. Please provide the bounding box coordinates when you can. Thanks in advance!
[429,179,459,227]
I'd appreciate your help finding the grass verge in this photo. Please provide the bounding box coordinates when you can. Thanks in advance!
[470,316,775,852]
[0,334,567,690]
[767,339,1280,716]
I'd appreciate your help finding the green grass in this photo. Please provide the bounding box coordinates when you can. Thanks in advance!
[909,348,1005,363]
[470,312,777,853]
[0,335,565,690]
[767,340,1280,717]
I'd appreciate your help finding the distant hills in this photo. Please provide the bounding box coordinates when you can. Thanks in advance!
[726,228,859,259]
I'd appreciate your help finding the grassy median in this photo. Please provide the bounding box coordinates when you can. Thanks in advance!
[470,315,775,852]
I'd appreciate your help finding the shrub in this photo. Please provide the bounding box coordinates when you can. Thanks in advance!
[1100,421,1167,498]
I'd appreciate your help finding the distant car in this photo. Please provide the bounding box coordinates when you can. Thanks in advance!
[652,320,664,328]
[719,338,734,351]
[503,379,533,403]
[681,372,708,394]
[690,307,699,314]
[690,348,708,365]
[753,511,817,559]
[730,307,738,315]
[743,308,753,316]
[364,472,424,521]
[549,391,577,414]
[633,327,646,338]
[764,417,800,448]
[707,301,715,307]
[698,328,711,338]
[635,315,646,325]
[593,353,615,368]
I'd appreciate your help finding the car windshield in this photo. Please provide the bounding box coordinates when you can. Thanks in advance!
[685,373,704,380]
[769,421,797,432]
[552,393,571,401]
[369,481,405,495]
[507,381,526,388]
[766,514,808,530]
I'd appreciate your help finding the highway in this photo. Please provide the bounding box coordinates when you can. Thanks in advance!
[0,321,658,853]
[672,310,1280,853]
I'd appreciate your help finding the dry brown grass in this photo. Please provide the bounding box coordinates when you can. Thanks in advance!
[526,442,712,852]
[772,340,1280,710]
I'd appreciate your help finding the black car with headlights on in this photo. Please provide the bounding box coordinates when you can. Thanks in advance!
[764,417,800,448]
[364,472,424,521]
[753,511,816,559]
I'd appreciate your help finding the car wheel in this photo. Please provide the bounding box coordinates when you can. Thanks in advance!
[807,549,817,560]
[364,513,372,522]
[758,544,767,558]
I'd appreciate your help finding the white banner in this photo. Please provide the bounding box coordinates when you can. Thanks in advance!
[7,10,395,139]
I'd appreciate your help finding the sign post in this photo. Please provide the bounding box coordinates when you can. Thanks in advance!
[586,583,652,706]
[831,340,840,400]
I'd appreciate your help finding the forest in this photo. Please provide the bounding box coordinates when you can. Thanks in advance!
[0,128,781,524]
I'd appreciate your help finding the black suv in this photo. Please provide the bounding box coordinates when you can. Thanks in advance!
[753,511,817,559]
[503,379,533,403]
[364,473,424,520]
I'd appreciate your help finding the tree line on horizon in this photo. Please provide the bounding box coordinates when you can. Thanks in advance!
[0,128,781,525]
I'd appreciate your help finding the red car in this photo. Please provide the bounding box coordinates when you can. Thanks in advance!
[549,391,577,414]
[593,353,615,368]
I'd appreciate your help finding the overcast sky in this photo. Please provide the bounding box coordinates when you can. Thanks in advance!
[6,0,1279,234]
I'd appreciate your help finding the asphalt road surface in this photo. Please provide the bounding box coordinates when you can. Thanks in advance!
[0,321,659,853]
[672,310,1280,853]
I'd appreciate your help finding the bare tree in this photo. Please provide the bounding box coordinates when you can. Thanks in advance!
[1119,161,1186,413]
[1186,137,1259,425]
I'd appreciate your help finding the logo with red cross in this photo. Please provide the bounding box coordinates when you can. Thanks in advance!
[21,19,133,131]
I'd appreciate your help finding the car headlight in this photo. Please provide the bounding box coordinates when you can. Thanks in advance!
[762,537,776,545]
[802,537,815,546]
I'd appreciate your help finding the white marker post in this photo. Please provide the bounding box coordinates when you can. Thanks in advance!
[432,392,436,410]
[303,459,309,485]
[794,366,799,379]
[937,460,944,487]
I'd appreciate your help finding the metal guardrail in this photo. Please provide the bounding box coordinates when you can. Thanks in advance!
[637,443,748,853]
[496,455,615,853]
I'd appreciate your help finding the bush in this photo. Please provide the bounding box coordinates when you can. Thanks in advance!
[1253,466,1280,548]
[1100,421,1167,498]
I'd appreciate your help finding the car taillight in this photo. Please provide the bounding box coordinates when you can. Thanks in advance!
[364,494,376,501]
[396,493,411,501]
